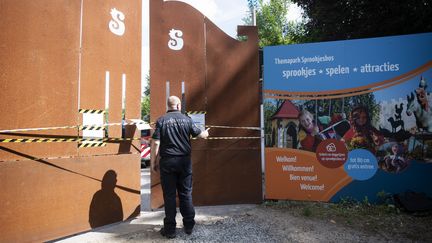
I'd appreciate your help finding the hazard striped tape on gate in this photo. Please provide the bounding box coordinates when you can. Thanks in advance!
[80,125,105,131]
[79,109,106,114]
[187,111,206,115]
[0,137,141,143]
[191,136,262,140]
[206,136,262,140]
[0,121,150,133]
[0,136,263,143]
[78,142,106,148]
[205,125,262,131]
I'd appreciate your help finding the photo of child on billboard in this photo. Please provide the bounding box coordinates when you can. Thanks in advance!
[342,106,383,153]
[265,75,432,174]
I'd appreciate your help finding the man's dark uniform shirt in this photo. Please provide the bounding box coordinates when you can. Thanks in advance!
[152,110,202,157]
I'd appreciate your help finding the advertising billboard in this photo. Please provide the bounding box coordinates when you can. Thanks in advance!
[263,33,432,202]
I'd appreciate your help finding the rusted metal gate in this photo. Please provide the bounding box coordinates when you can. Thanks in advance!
[150,0,262,208]
[0,1,141,241]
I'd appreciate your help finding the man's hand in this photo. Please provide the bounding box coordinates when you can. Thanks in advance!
[198,128,210,139]
[150,139,160,173]
[152,163,159,172]
[150,155,159,173]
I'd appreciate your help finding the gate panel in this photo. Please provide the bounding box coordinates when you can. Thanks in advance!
[0,0,80,160]
[0,1,142,241]
[0,154,140,242]
[79,0,141,156]
[150,0,262,208]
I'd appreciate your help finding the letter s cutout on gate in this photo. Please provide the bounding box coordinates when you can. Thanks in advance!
[168,29,184,51]
[109,8,125,36]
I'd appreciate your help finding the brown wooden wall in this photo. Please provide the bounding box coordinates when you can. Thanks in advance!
[150,0,262,208]
[0,0,141,242]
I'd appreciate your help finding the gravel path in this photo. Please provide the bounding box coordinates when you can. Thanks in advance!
[55,204,419,243]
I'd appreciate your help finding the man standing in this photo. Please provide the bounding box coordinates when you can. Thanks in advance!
[150,96,209,239]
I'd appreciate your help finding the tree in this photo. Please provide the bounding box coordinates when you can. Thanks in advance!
[256,0,293,47]
[291,0,432,42]
[243,0,302,47]
[264,99,277,145]
[141,75,150,122]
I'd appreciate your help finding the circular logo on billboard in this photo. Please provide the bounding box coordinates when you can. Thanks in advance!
[316,139,348,168]
[344,149,378,181]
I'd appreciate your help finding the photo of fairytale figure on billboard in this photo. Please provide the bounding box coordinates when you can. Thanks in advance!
[264,72,432,173]
[377,142,409,173]
[376,74,432,168]
[342,106,384,153]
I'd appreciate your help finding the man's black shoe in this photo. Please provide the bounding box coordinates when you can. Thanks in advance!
[160,227,176,239]
[184,227,193,235]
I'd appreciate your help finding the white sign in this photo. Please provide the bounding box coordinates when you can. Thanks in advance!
[189,113,205,130]
[82,113,104,138]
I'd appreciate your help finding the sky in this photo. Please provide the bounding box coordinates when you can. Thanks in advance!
[141,0,303,93]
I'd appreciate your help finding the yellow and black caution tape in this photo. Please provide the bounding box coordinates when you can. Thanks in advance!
[206,136,262,140]
[0,125,77,133]
[205,125,262,131]
[0,138,78,143]
[0,123,262,134]
[78,142,106,148]
[0,137,140,143]
[79,109,106,114]
[191,136,262,140]
[0,136,263,143]
[0,121,149,133]
[104,137,141,142]
[79,125,105,131]
[187,111,206,115]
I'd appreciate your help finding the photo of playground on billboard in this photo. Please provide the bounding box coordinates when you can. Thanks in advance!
[263,33,432,202]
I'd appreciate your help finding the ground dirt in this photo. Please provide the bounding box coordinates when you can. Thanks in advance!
[58,201,432,243]
[259,200,432,242]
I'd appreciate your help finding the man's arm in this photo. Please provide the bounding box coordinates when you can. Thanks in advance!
[150,139,160,172]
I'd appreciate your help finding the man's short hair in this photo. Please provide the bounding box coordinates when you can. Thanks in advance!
[167,96,181,109]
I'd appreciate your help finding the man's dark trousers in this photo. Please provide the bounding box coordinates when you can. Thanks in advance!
[160,155,195,234]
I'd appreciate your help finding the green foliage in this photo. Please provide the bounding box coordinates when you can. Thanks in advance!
[256,0,293,47]
[376,190,399,214]
[141,74,150,122]
[142,74,150,96]
[291,0,432,42]
[376,190,388,202]
[245,1,306,45]
[362,196,370,207]
[141,96,150,122]
[264,100,277,132]
[243,0,305,47]
[338,196,358,207]
[302,207,312,217]
[246,1,431,45]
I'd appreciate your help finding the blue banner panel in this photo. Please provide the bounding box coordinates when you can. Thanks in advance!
[264,33,432,93]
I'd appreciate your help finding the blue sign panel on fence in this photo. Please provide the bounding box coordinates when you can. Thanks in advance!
[264,33,432,92]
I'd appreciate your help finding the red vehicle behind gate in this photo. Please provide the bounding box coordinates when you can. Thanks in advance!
[140,128,151,167]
